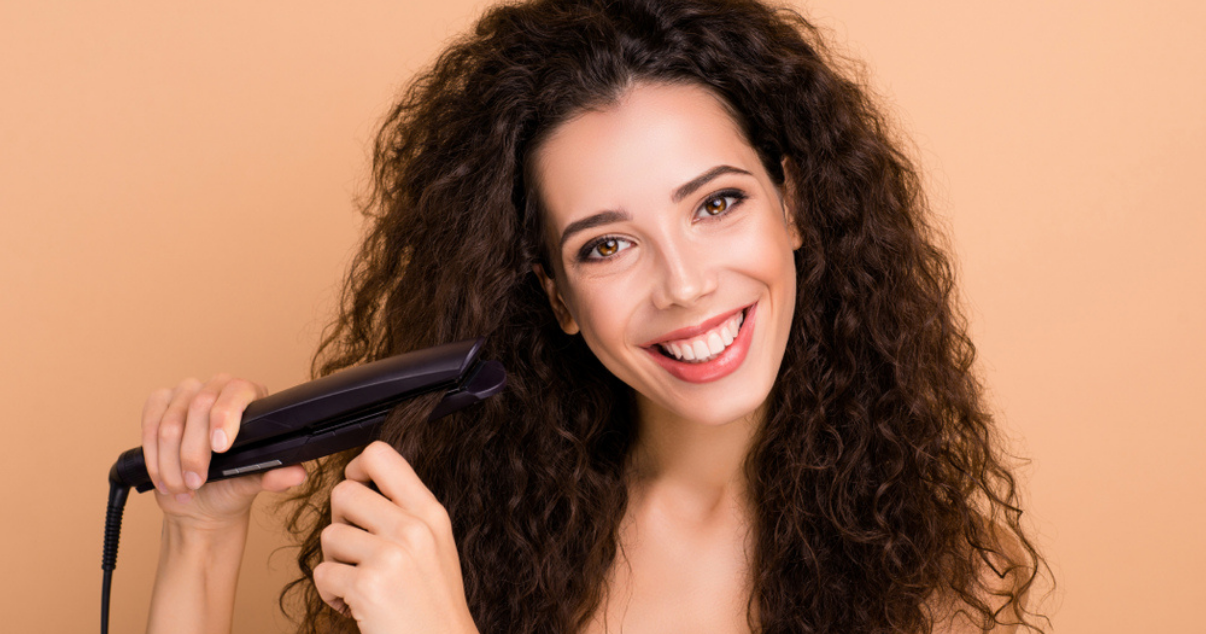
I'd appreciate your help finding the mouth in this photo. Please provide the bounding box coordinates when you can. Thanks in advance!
[642,302,757,384]
[647,304,750,362]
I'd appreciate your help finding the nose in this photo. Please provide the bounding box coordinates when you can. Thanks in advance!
[649,236,718,310]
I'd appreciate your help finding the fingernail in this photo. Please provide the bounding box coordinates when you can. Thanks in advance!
[212,429,228,452]
[184,471,203,490]
[155,481,168,495]
[174,492,192,504]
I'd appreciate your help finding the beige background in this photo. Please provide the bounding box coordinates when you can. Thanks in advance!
[2,0,1203,632]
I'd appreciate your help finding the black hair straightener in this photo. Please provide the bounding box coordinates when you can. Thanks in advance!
[100,337,505,634]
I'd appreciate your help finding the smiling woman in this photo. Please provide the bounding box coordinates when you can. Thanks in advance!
[532,82,801,426]
[138,1,1049,633]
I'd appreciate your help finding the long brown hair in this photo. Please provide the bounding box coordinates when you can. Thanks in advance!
[278,1,1051,632]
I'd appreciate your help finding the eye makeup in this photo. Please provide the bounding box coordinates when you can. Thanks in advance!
[574,188,749,263]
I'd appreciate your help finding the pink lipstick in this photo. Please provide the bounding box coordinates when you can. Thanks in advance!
[643,302,756,383]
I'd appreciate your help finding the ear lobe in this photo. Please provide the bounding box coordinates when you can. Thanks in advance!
[532,263,580,335]
[779,156,805,251]
[788,213,804,251]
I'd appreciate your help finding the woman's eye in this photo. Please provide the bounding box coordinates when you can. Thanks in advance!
[580,237,631,261]
[698,190,746,218]
[595,239,621,257]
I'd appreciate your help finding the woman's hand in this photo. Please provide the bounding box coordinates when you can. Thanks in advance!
[315,441,478,634]
[143,374,308,634]
[142,374,307,531]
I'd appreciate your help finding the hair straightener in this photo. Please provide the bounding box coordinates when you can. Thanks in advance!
[100,337,505,634]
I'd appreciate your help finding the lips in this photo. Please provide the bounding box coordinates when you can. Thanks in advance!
[641,304,750,347]
[642,302,757,384]
[653,309,744,362]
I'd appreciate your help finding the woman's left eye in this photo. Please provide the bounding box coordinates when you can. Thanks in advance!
[697,190,747,218]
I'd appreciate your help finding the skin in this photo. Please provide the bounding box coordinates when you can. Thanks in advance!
[531,81,801,633]
[143,375,309,634]
[143,80,799,634]
[532,82,1023,634]
[141,80,1011,634]
[144,379,475,634]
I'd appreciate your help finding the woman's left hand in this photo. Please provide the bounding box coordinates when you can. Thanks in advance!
[315,441,478,634]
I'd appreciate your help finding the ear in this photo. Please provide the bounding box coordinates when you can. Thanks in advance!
[532,263,580,335]
[780,156,805,251]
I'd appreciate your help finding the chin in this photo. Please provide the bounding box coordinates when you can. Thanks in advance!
[644,386,771,428]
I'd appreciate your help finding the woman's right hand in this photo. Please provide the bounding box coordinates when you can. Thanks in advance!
[142,374,307,531]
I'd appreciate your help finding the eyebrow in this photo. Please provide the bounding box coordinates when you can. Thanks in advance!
[558,210,631,250]
[557,164,753,250]
[672,164,751,203]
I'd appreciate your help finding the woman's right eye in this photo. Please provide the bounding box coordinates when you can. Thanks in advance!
[579,236,632,261]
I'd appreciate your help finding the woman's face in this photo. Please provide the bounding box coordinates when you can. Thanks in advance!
[533,81,802,427]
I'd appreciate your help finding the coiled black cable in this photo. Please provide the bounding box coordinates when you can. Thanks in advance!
[102,479,131,634]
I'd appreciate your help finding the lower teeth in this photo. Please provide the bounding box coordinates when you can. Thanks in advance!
[660,347,714,363]
[661,343,728,364]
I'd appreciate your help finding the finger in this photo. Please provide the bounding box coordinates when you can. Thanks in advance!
[329,478,409,536]
[157,378,202,497]
[312,560,356,617]
[320,522,379,566]
[260,465,307,493]
[179,374,231,491]
[209,378,266,453]
[194,464,304,511]
[345,441,443,519]
[140,387,173,495]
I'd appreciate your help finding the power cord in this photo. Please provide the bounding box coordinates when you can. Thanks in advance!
[102,472,131,634]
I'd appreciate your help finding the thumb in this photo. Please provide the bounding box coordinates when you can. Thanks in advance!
[259,465,308,493]
[194,465,307,518]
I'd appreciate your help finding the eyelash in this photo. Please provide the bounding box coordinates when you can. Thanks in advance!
[576,189,749,262]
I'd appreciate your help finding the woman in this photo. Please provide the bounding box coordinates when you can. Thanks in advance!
[142,0,1048,632]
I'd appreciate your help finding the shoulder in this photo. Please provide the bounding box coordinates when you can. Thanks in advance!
[927,602,1021,634]
[924,522,1034,634]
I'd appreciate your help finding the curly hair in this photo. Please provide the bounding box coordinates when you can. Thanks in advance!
[277,0,1051,632]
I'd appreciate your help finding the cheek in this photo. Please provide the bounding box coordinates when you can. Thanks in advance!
[729,217,798,287]
[574,307,642,386]
[561,281,633,355]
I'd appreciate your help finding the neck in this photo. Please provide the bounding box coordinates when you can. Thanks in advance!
[626,395,765,520]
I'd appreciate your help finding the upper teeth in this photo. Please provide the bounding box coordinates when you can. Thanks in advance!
[657,310,745,363]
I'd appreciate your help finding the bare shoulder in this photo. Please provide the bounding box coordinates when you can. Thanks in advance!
[924,521,1035,634]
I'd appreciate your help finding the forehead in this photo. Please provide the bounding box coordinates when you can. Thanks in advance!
[533,82,761,227]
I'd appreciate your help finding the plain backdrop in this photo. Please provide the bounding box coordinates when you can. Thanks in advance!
[2,1,1203,632]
